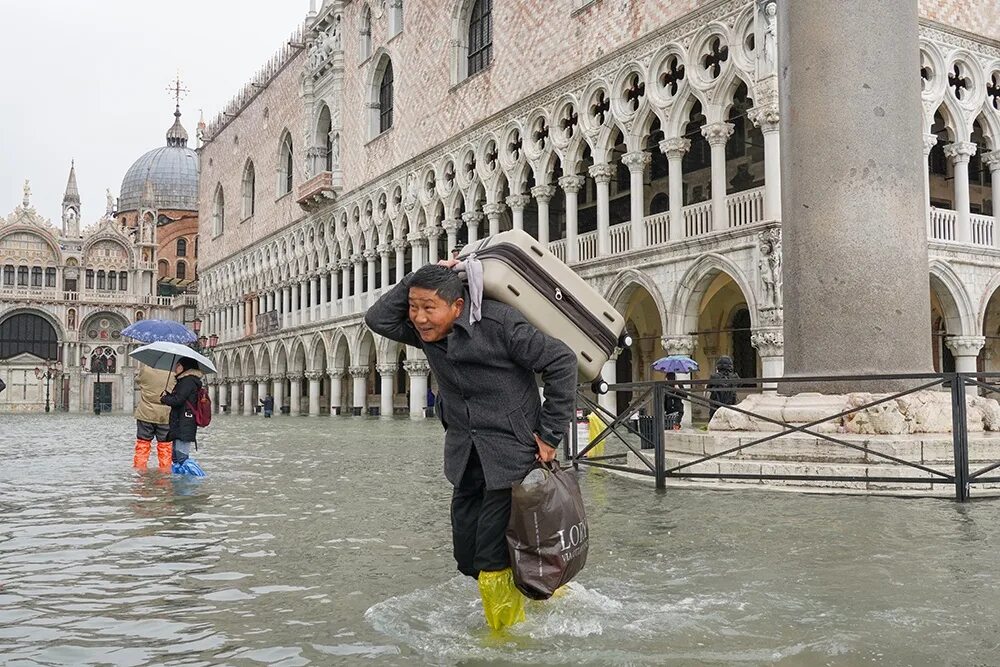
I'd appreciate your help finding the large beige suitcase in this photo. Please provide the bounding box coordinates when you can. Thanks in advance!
[459,229,630,390]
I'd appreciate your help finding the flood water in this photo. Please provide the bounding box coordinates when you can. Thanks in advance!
[2,414,1000,665]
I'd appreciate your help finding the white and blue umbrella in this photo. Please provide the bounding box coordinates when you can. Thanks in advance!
[129,341,216,374]
[122,319,197,344]
[652,355,699,374]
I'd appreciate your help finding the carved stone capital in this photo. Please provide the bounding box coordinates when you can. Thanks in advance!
[659,137,691,158]
[558,175,586,194]
[305,371,323,381]
[375,362,397,375]
[922,132,938,156]
[403,359,431,376]
[531,185,557,202]
[351,253,364,265]
[943,141,977,163]
[588,164,615,183]
[363,249,378,261]
[327,368,344,379]
[483,202,506,218]
[750,328,784,357]
[701,122,735,146]
[621,151,652,173]
[424,226,443,239]
[505,194,531,211]
[661,335,696,357]
[441,218,463,233]
[983,150,1000,172]
[747,104,780,132]
[392,239,409,251]
[462,211,484,227]
[945,335,986,357]
[348,365,369,378]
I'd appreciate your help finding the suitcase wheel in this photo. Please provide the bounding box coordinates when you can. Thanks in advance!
[591,379,610,395]
[619,333,634,348]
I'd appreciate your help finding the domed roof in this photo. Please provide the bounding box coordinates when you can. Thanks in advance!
[118,107,199,213]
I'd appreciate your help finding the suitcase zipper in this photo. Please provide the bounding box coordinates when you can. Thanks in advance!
[472,243,619,356]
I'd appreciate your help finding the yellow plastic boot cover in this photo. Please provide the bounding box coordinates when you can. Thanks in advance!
[477,568,525,631]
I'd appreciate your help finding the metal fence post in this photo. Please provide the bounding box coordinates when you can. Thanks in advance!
[950,373,971,502]
[568,390,578,466]
[653,382,666,490]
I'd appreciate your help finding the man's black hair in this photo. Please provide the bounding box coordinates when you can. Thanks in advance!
[410,265,464,304]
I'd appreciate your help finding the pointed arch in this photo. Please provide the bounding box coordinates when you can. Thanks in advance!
[669,253,757,336]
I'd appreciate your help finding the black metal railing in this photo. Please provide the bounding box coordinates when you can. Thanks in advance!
[567,372,1000,502]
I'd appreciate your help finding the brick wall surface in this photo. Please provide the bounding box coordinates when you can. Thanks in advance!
[920,0,1000,41]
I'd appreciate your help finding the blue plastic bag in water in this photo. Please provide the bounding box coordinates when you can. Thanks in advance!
[172,459,206,477]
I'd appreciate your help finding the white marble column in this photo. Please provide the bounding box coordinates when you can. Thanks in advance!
[306,371,322,416]
[945,141,977,244]
[702,122,735,232]
[378,245,390,293]
[319,272,329,318]
[505,195,530,232]
[442,218,462,253]
[289,375,302,416]
[946,336,985,395]
[257,377,268,412]
[750,329,784,393]
[377,363,395,418]
[750,104,782,221]
[622,151,651,250]
[340,260,352,312]
[462,211,483,245]
[598,356,617,417]
[393,239,407,282]
[531,185,555,245]
[589,164,614,255]
[483,202,506,238]
[425,227,442,264]
[559,175,584,262]
[405,359,430,420]
[352,255,364,311]
[242,379,254,416]
[282,286,292,328]
[923,133,938,238]
[984,151,1000,249]
[328,369,343,414]
[365,250,378,305]
[272,375,284,415]
[350,365,368,416]
[217,381,228,414]
[300,279,310,324]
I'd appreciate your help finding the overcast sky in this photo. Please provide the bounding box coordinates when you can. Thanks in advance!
[0,0,311,227]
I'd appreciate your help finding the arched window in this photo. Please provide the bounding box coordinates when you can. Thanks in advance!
[119,272,127,291]
[31,266,42,287]
[17,266,28,286]
[242,160,256,218]
[379,60,394,133]
[278,132,294,196]
[467,0,492,76]
[96,270,106,290]
[176,260,187,280]
[85,269,94,289]
[90,346,117,373]
[3,265,13,286]
[0,313,58,360]
[45,267,56,287]
[177,238,187,257]
[213,185,225,236]
[157,260,169,279]
[359,5,372,60]
[108,271,117,291]
[67,309,76,330]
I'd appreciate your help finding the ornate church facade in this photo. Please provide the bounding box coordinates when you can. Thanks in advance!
[0,109,200,413]
[196,0,1000,419]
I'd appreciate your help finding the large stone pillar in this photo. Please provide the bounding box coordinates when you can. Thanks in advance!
[661,138,690,240]
[289,375,302,416]
[350,365,368,416]
[589,165,613,255]
[702,122,734,232]
[307,371,322,416]
[217,381,228,414]
[242,378,254,416]
[623,151,651,250]
[530,186,554,245]
[377,363,395,418]
[559,175,584,262]
[779,0,932,386]
[405,359,430,420]
[257,377,269,412]
[272,375,284,415]
[328,369,343,414]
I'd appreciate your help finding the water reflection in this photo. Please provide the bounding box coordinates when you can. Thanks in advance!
[2,414,1000,665]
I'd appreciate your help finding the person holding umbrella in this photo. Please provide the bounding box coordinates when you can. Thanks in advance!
[122,320,197,471]
[651,355,698,430]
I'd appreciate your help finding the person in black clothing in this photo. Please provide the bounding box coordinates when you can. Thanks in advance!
[663,372,684,429]
[159,357,205,465]
[706,356,739,419]
[260,394,275,418]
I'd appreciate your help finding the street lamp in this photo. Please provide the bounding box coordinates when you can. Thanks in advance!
[192,317,202,335]
[34,360,63,413]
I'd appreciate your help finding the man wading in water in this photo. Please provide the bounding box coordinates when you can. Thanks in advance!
[366,262,576,630]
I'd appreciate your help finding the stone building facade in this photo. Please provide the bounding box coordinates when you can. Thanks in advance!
[197,0,1000,420]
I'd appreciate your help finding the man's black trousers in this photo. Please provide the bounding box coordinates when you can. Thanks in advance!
[451,446,512,578]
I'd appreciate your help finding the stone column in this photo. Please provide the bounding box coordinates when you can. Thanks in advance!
[289,375,302,416]
[340,260,352,311]
[598,353,617,417]
[329,266,341,316]
[306,371,322,416]
[350,365,368,416]
[984,151,1000,248]
[530,185,555,245]
[217,381,228,414]
[238,301,246,337]
[300,279,310,324]
[559,175,585,262]
[282,287,292,328]
[272,375,284,415]
[442,218,462,253]
[408,233,424,268]
[257,376,268,411]
[778,0,932,386]
[483,202,506,238]
[662,336,696,426]
[505,195,530,232]
[750,328,784,393]
[377,363,395,418]
[230,380,241,414]
[923,133,938,238]
[365,250,378,306]
[242,378,254,416]
[425,227,442,264]
[209,381,219,415]
[946,336,985,395]
[749,104,782,221]
[462,211,483,245]
[378,244,391,291]
[702,122,734,232]
[622,151,651,250]
[328,369,343,414]
[310,276,320,321]
[319,272,329,318]
[405,359,430,420]
[588,165,614,255]
[352,254,364,311]
[944,141,977,244]
[393,239,407,282]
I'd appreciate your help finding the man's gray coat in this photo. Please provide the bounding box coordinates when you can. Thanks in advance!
[364,274,577,490]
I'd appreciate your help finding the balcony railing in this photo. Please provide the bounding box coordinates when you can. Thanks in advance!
[683,200,713,237]
[930,207,996,247]
[645,212,670,246]
[972,213,994,247]
[297,171,336,210]
[727,188,764,228]
[931,208,956,241]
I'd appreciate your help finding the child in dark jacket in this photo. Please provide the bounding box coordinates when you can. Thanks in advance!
[159,357,206,465]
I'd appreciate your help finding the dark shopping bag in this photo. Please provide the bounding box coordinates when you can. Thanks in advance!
[506,461,589,600]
